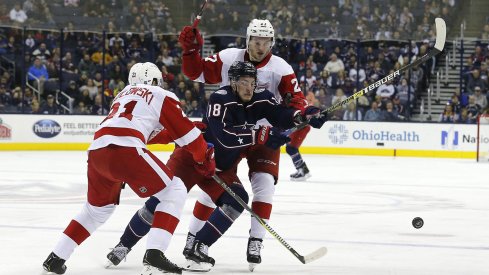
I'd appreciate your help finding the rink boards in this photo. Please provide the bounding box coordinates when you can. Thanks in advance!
[0,114,480,159]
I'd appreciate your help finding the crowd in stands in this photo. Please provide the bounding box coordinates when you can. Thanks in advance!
[1,0,477,124]
[440,44,489,123]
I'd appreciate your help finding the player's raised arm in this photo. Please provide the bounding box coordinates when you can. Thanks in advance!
[179,25,223,84]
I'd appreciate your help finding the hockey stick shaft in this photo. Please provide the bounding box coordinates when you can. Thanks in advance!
[192,0,208,28]
[287,18,446,134]
[212,175,326,264]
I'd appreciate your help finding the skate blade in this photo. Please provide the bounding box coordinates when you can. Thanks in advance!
[248,263,258,272]
[290,173,311,181]
[104,260,115,269]
[183,260,212,272]
[141,264,179,275]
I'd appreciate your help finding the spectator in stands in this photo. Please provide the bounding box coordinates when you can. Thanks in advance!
[90,94,106,115]
[467,95,481,123]
[32,43,51,64]
[0,84,12,112]
[324,53,345,74]
[64,0,80,8]
[78,53,95,76]
[348,62,366,84]
[396,78,414,107]
[40,94,59,114]
[9,4,28,24]
[449,94,462,114]
[376,79,396,103]
[473,86,488,110]
[466,69,487,94]
[343,101,361,121]
[439,103,457,123]
[30,99,41,114]
[382,101,400,122]
[28,58,49,92]
[300,69,316,88]
[364,101,382,121]
[457,108,472,124]
[73,101,90,115]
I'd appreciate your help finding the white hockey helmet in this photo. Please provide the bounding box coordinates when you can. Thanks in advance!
[246,19,275,50]
[128,62,163,87]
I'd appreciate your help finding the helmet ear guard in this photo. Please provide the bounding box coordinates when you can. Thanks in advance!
[246,19,275,50]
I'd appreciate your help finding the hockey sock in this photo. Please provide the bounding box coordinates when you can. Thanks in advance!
[195,184,248,247]
[286,144,304,169]
[120,196,159,249]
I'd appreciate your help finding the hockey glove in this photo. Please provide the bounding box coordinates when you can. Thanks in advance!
[254,126,291,150]
[284,94,308,113]
[194,143,216,178]
[179,25,203,55]
[303,106,328,129]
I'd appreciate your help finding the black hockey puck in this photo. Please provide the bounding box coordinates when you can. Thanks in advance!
[412,217,424,229]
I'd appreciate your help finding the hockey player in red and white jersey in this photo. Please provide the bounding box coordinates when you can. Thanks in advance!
[42,62,215,275]
[179,19,327,270]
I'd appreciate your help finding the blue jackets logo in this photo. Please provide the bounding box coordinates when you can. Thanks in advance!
[441,129,458,149]
[33,119,61,138]
[328,124,349,144]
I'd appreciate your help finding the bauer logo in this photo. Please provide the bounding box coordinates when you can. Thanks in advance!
[33,119,62,138]
[328,124,349,144]
[0,118,12,139]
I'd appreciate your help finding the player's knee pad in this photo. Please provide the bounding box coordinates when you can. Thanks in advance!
[251,173,275,203]
[76,202,115,232]
[138,196,160,225]
[153,176,187,216]
[286,144,299,155]
[217,183,249,215]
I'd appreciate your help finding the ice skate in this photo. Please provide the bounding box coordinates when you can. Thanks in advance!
[184,241,215,272]
[182,232,196,259]
[141,249,182,274]
[105,242,131,268]
[290,163,311,181]
[247,237,263,272]
[42,252,67,274]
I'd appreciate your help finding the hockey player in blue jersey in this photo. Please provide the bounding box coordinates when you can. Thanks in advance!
[105,61,327,272]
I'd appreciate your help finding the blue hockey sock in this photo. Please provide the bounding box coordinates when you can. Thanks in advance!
[195,207,233,247]
[120,196,159,249]
[286,145,304,169]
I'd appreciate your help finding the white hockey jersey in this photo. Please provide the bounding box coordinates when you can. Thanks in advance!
[88,84,206,161]
[182,48,304,103]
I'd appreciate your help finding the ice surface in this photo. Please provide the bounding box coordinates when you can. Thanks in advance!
[0,151,488,275]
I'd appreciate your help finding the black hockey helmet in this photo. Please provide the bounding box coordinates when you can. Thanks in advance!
[228,61,257,82]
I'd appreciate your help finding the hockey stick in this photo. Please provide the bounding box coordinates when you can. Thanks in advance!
[286,18,446,135]
[192,0,208,28]
[212,175,327,264]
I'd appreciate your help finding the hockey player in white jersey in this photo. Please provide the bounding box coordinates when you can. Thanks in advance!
[179,19,327,271]
[42,62,215,275]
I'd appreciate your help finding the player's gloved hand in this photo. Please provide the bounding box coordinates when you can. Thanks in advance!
[193,121,207,133]
[285,94,308,113]
[254,126,291,149]
[179,25,203,55]
[194,143,216,178]
[303,106,328,129]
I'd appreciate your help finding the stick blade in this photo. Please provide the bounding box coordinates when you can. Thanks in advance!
[434,18,446,51]
[300,247,327,264]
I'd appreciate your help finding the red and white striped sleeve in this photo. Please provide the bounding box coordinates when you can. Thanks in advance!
[278,73,309,110]
[159,96,207,163]
[181,51,223,84]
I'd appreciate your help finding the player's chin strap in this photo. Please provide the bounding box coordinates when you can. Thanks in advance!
[285,18,446,136]
[211,174,327,264]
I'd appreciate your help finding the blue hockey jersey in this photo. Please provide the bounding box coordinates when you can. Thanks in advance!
[203,86,299,171]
